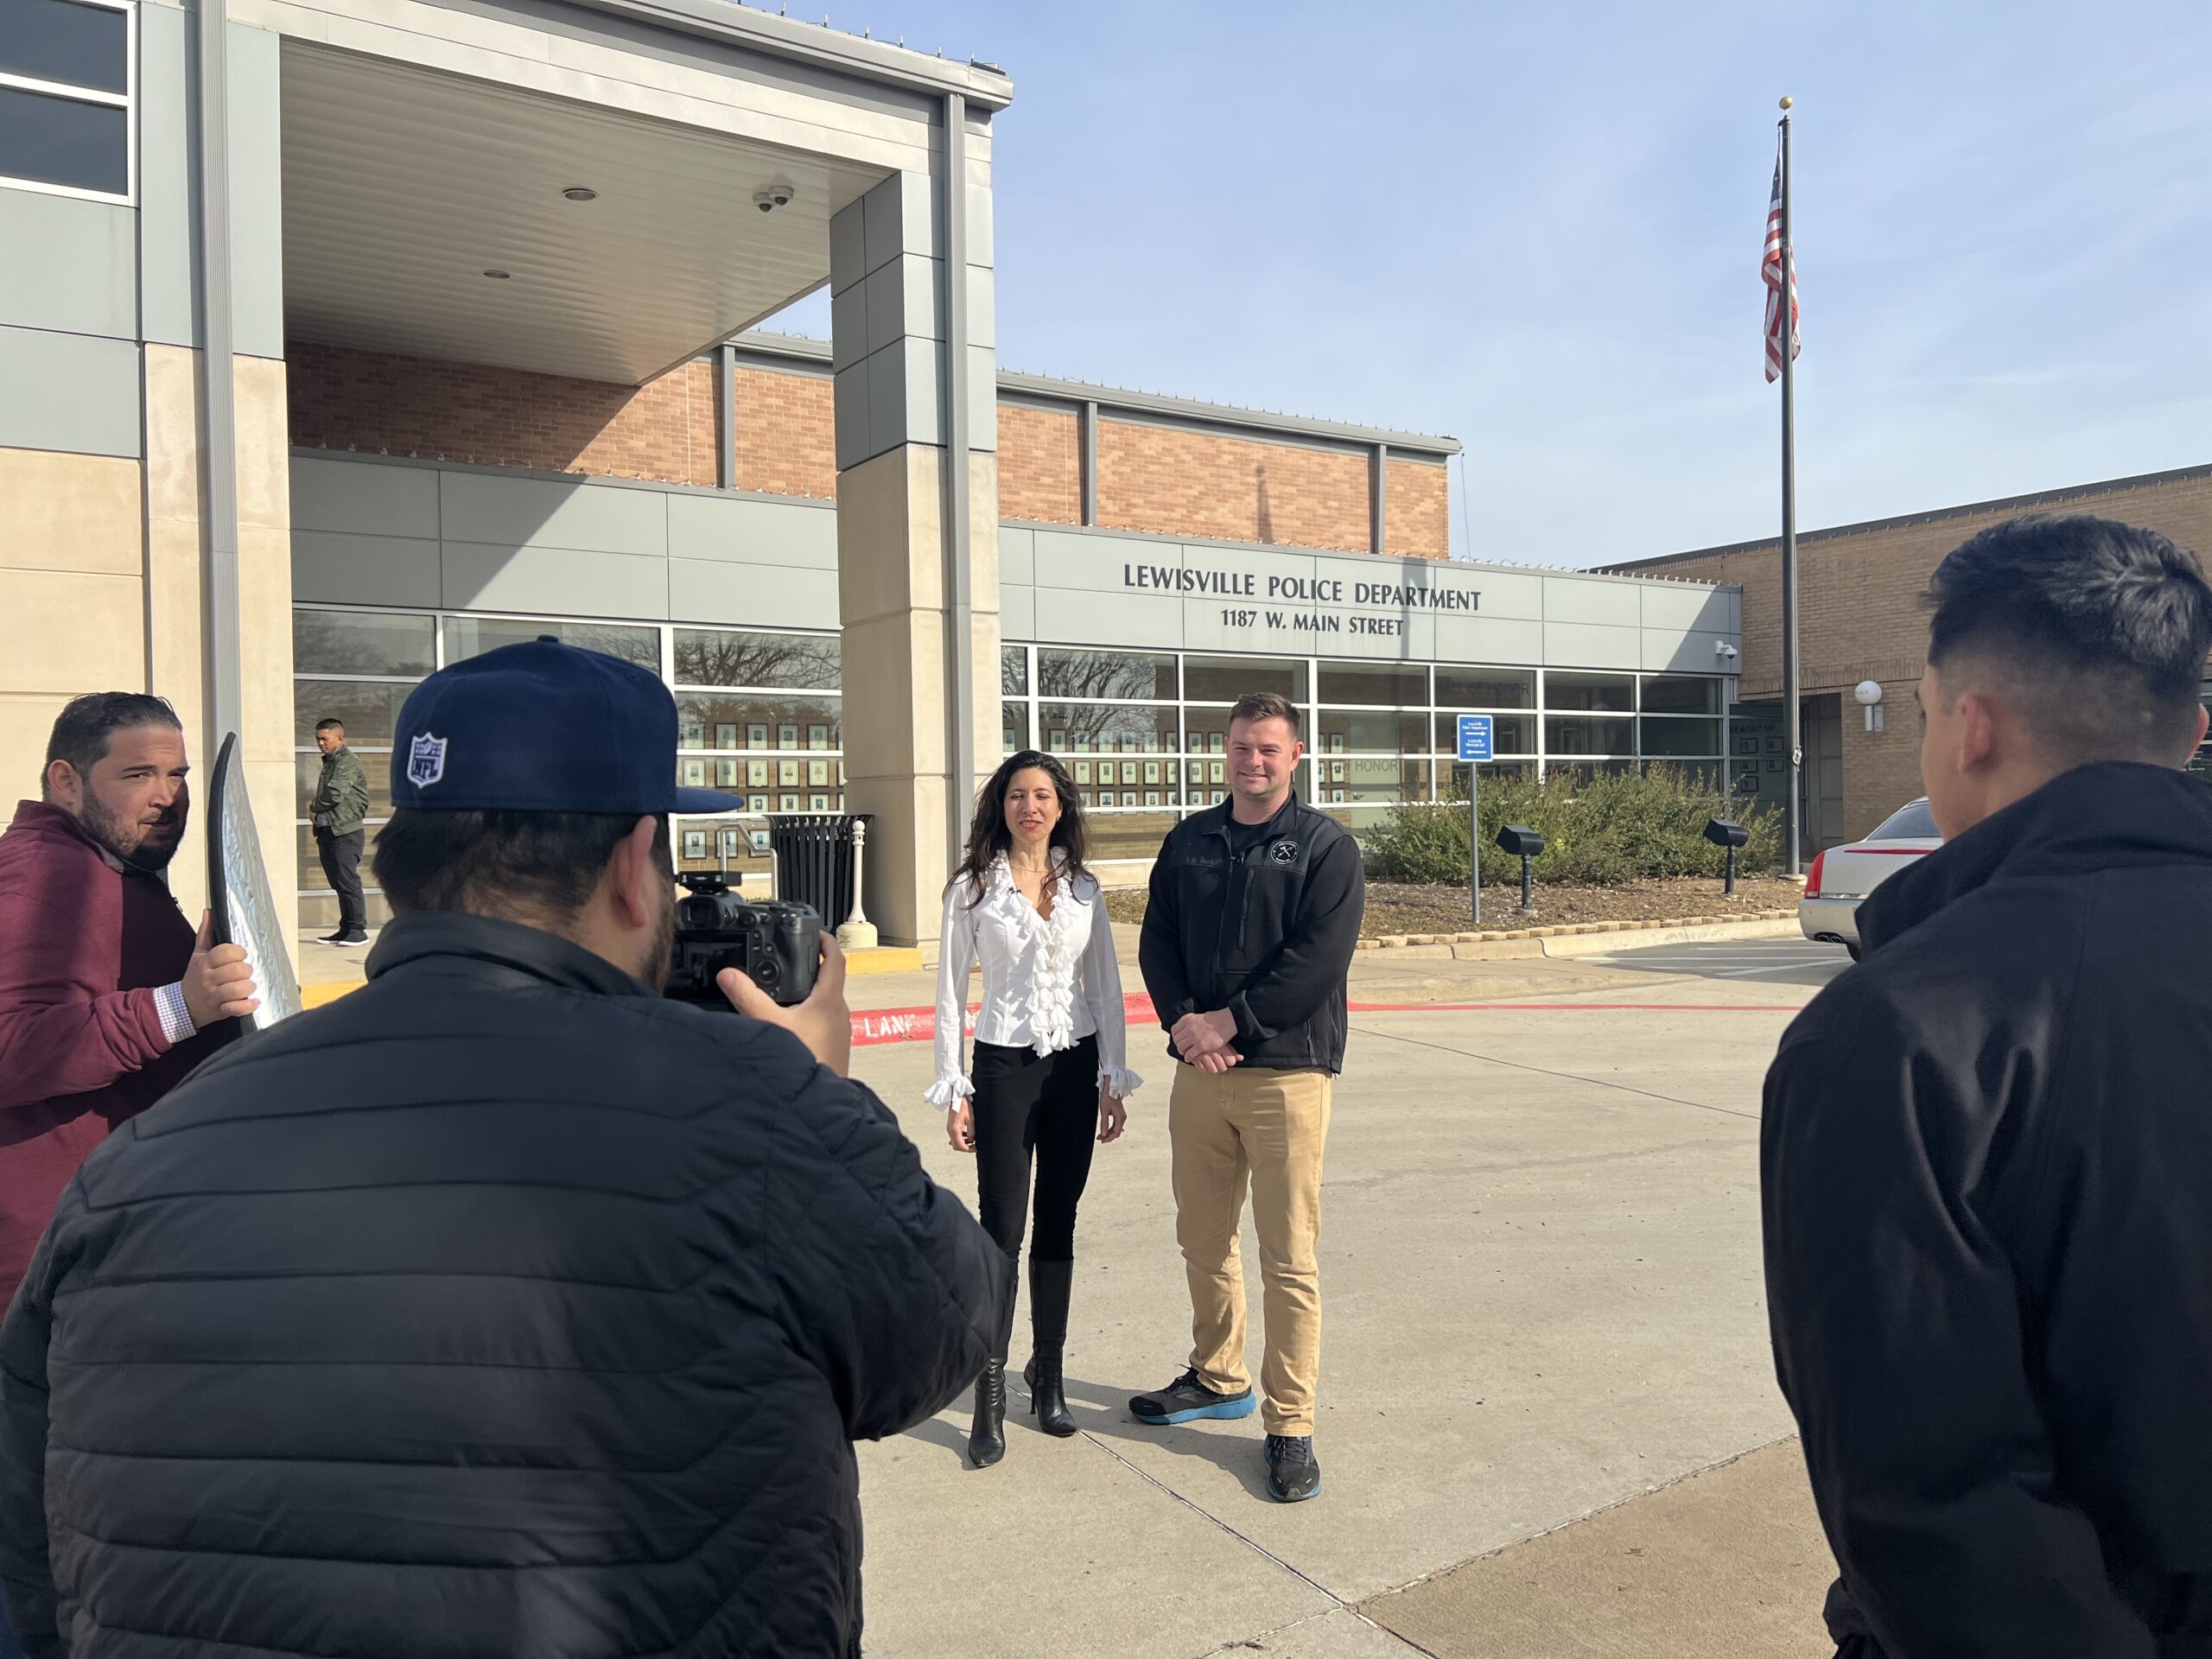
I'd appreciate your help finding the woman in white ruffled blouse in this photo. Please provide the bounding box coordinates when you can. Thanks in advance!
[930,748,1141,1469]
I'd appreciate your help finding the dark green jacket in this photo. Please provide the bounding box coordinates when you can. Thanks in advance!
[310,747,371,837]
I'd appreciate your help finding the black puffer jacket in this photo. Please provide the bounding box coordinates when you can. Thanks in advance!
[1764,764,2212,1658]
[0,911,1006,1659]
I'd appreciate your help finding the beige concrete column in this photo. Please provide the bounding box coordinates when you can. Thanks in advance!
[830,145,999,948]
[141,346,296,954]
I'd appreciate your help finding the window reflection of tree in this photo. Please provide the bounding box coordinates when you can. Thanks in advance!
[1037,650,1174,702]
[293,613,435,678]
[674,630,840,690]
[1041,702,1176,753]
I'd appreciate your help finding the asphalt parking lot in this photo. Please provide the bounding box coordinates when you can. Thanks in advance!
[1585,936,1852,989]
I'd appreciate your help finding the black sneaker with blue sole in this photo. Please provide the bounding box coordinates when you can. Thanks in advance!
[1265,1433,1321,1502]
[1128,1368,1257,1425]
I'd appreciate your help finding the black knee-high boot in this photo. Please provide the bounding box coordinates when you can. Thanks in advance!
[969,1255,1016,1468]
[1024,1255,1078,1438]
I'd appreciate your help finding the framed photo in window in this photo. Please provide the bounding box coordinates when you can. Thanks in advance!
[1073,760,1092,784]
[747,793,768,810]
[682,830,708,859]
[779,760,801,786]
[810,793,830,810]
[779,793,800,810]
[680,717,704,748]
[779,724,799,750]
[715,760,739,788]
[1330,760,1348,782]
[808,724,830,752]
[681,760,707,787]
[1073,730,1091,752]
[809,760,830,786]
[1051,728,1068,750]
[716,724,738,750]
[1143,760,1161,785]
[747,760,770,788]
[1144,790,1161,806]
[1211,732,1225,753]
[748,723,768,748]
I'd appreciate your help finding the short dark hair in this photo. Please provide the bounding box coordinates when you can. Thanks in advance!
[372,810,670,921]
[314,718,346,734]
[43,693,183,795]
[1926,515,2212,764]
[1230,691,1302,737]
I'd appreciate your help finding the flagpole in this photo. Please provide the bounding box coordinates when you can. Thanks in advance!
[1778,95,1802,877]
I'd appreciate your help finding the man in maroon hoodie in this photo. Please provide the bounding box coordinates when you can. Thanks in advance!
[0,694,257,1313]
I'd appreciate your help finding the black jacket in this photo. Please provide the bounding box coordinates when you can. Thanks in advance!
[0,911,1006,1659]
[1762,764,2212,1659]
[1139,792,1366,1072]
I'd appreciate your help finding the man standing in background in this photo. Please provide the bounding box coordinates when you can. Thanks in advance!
[1132,691,1364,1504]
[309,717,372,947]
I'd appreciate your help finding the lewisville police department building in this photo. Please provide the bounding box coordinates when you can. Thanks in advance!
[0,0,1742,950]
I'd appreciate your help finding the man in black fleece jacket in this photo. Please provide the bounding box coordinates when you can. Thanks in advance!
[1133,691,1364,1504]
[1763,516,2212,1657]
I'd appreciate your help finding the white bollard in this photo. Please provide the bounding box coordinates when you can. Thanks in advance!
[835,818,880,951]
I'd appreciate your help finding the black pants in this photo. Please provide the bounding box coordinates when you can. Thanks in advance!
[316,828,366,936]
[971,1034,1099,1355]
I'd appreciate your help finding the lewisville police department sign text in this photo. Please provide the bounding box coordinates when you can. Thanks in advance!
[1122,561,1481,638]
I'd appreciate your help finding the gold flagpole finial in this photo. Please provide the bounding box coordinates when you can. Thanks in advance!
[1779,95,1795,111]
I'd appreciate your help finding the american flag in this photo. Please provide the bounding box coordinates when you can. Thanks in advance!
[1763,156,1800,383]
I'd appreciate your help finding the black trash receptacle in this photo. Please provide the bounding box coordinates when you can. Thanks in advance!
[766,813,873,925]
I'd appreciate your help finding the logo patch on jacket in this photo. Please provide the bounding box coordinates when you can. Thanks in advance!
[406,733,448,789]
[1270,840,1299,865]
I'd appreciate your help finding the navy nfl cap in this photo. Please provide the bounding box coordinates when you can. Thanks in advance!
[389,637,740,815]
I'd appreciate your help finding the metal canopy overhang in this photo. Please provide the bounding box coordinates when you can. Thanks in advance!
[279,42,893,385]
[554,0,1014,111]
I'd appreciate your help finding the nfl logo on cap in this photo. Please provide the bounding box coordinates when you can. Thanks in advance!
[406,733,448,790]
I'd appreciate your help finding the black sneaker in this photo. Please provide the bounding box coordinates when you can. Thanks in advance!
[333,932,370,949]
[1128,1368,1256,1426]
[1265,1434,1321,1502]
[318,931,346,944]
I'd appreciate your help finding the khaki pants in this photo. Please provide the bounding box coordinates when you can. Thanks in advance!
[1169,1064,1332,1437]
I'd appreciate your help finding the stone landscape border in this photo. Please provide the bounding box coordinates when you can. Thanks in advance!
[1357,909,1800,957]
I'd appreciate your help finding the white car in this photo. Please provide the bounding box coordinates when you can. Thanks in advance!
[1799,798,1942,959]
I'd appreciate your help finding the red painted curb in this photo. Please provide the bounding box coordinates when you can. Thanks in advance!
[852,990,1797,1046]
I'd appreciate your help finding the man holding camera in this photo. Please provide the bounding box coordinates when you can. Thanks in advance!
[0,641,1006,1659]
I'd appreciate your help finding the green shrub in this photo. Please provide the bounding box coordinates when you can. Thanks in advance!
[1363,766,1780,887]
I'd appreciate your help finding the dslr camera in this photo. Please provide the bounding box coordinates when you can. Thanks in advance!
[665,872,823,1008]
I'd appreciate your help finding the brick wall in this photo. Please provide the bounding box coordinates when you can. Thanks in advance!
[1095,420,1370,554]
[732,365,835,499]
[1628,467,2212,840]
[997,403,1081,525]
[1386,456,1450,562]
[288,342,720,486]
[289,346,1455,557]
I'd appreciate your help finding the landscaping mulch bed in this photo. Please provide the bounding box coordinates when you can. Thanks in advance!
[1103,875,1801,939]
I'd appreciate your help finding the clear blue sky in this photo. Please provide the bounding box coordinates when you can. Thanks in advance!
[763,1,2212,569]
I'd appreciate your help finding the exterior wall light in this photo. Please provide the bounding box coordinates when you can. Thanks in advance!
[563,187,599,202]
[1855,679,1885,732]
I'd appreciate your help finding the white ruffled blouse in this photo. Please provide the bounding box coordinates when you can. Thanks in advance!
[926,852,1143,1109]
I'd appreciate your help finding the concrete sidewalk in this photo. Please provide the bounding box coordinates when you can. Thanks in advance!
[849,963,1837,1658]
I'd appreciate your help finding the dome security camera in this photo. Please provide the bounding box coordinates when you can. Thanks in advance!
[753,183,795,213]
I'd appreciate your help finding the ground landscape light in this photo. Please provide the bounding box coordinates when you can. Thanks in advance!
[563,187,598,201]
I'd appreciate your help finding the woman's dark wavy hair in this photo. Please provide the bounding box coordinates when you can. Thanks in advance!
[950,749,1092,909]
